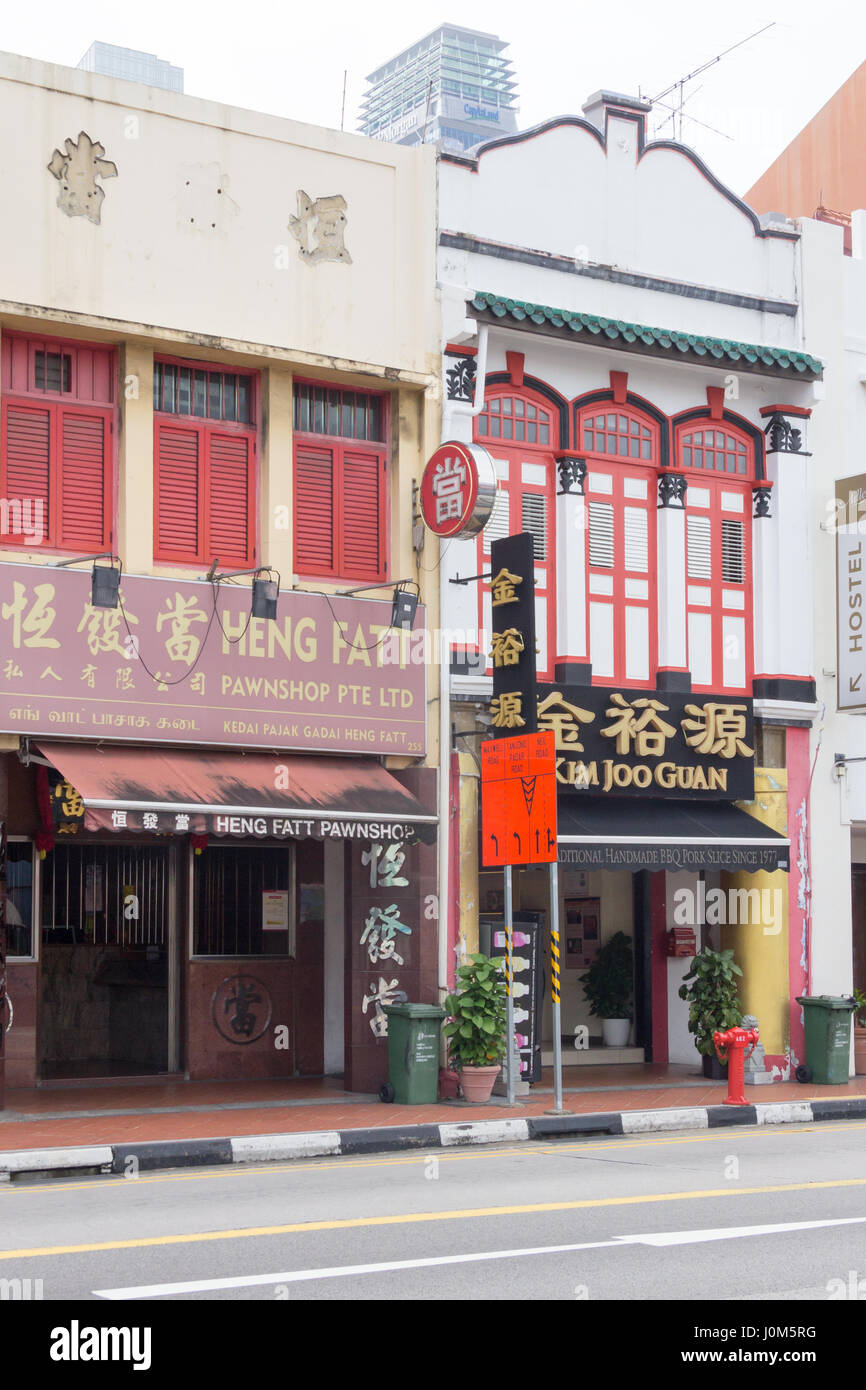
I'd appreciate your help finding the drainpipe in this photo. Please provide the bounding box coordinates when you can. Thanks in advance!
[437,320,489,1003]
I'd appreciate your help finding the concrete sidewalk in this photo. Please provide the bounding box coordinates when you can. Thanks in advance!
[2,1066,866,1177]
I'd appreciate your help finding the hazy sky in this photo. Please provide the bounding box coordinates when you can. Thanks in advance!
[3,0,864,195]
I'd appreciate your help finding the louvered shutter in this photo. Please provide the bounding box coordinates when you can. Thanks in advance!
[588,501,614,567]
[295,442,336,574]
[208,431,253,565]
[2,402,51,544]
[59,409,107,549]
[342,449,384,578]
[482,486,510,550]
[521,492,547,559]
[623,506,648,572]
[721,519,745,583]
[687,514,712,579]
[156,423,201,560]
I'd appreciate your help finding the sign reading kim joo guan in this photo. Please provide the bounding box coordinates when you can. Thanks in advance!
[0,564,427,756]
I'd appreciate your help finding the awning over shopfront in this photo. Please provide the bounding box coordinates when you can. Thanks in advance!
[556,797,789,873]
[35,742,437,843]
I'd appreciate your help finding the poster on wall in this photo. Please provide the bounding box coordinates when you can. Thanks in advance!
[262,891,289,933]
[564,897,600,970]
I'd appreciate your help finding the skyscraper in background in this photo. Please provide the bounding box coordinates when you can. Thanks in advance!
[359,24,518,154]
[77,42,183,93]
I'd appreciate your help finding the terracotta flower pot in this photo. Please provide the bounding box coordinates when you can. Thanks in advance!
[459,1064,501,1103]
[854,1026,866,1076]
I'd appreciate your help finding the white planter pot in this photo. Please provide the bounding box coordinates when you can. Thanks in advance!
[602,1018,630,1047]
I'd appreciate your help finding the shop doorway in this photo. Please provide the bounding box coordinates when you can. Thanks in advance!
[39,842,176,1079]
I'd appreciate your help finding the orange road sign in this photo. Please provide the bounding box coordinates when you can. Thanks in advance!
[481,730,558,867]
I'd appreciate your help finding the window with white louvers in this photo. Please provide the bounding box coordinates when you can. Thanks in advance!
[624,506,648,572]
[482,486,510,550]
[588,502,614,567]
[585,466,655,686]
[678,419,753,693]
[687,514,712,579]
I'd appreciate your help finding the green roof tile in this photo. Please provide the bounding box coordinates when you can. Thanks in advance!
[469,291,822,378]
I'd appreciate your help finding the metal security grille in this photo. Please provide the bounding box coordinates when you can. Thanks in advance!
[721,519,745,583]
[41,844,169,946]
[154,361,253,425]
[293,383,384,442]
[521,492,547,559]
[34,350,72,394]
[194,845,293,956]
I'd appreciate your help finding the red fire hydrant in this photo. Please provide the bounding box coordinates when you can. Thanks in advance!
[713,1024,760,1105]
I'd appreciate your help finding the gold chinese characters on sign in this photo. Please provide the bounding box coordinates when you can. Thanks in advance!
[534,690,754,794]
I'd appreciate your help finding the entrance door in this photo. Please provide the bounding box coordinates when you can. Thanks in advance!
[39,843,172,1079]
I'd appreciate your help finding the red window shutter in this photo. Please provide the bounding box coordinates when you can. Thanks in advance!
[207,431,253,565]
[59,409,108,550]
[156,423,201,560]
[341,448,384,578]
[2,402,51,544]
[294,442,335,574]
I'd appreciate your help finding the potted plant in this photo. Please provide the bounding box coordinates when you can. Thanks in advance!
[853,990,866,1075]
[443,953,508,1102]
[678,947,743,1079]
[579,931,634,1047]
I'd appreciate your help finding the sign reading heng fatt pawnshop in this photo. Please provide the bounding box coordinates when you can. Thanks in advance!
[0,564,426,756]
[536,684,755,800]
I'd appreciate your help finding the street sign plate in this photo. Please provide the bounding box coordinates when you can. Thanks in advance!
[481,730,557,867]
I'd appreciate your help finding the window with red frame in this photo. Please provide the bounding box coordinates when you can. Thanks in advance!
[292,383,387,582]
[678,423,754,693]
[579,405,659,686]
[475,392,556,678]
[0,334,115,552]
[153,360,257,566]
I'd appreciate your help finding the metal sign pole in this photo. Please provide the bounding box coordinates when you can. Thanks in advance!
[504,863,514,1106]
[549,857,563,1113]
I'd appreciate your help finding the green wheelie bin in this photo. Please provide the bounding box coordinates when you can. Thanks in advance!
[795,995,856,1084]
[380,1003,445,1104]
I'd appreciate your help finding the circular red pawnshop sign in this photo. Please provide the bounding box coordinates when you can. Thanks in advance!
[420,441,498,539]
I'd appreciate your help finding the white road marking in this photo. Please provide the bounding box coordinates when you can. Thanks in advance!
[93,1213,866,1299]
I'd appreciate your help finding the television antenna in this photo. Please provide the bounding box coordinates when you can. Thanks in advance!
[648,22,775,144]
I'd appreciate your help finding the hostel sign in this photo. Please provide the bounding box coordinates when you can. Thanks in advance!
[835,474,866,712]
[536,684,755,800]
[0,563,427,756]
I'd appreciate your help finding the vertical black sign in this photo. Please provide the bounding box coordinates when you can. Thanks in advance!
[489,531,537,737]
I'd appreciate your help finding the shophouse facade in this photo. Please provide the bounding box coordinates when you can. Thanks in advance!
[0,51,442,1102]
[436,92,824,1077]
[745,76,866,1054]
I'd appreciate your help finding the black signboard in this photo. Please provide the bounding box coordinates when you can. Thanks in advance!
[489,532,537,737]
[479,911,545,1082]
[535,683,755,801]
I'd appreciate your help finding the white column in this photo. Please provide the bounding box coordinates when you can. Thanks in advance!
[768,447,813,681]
[656,474,688,676]
[752,481,779,682]
[555,460,588,666]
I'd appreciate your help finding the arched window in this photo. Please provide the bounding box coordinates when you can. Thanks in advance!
[576,402,659,686]
[675,418,755,694]
[475,387,558,679]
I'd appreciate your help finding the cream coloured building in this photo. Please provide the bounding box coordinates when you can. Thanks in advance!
[0,51,443,1099]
